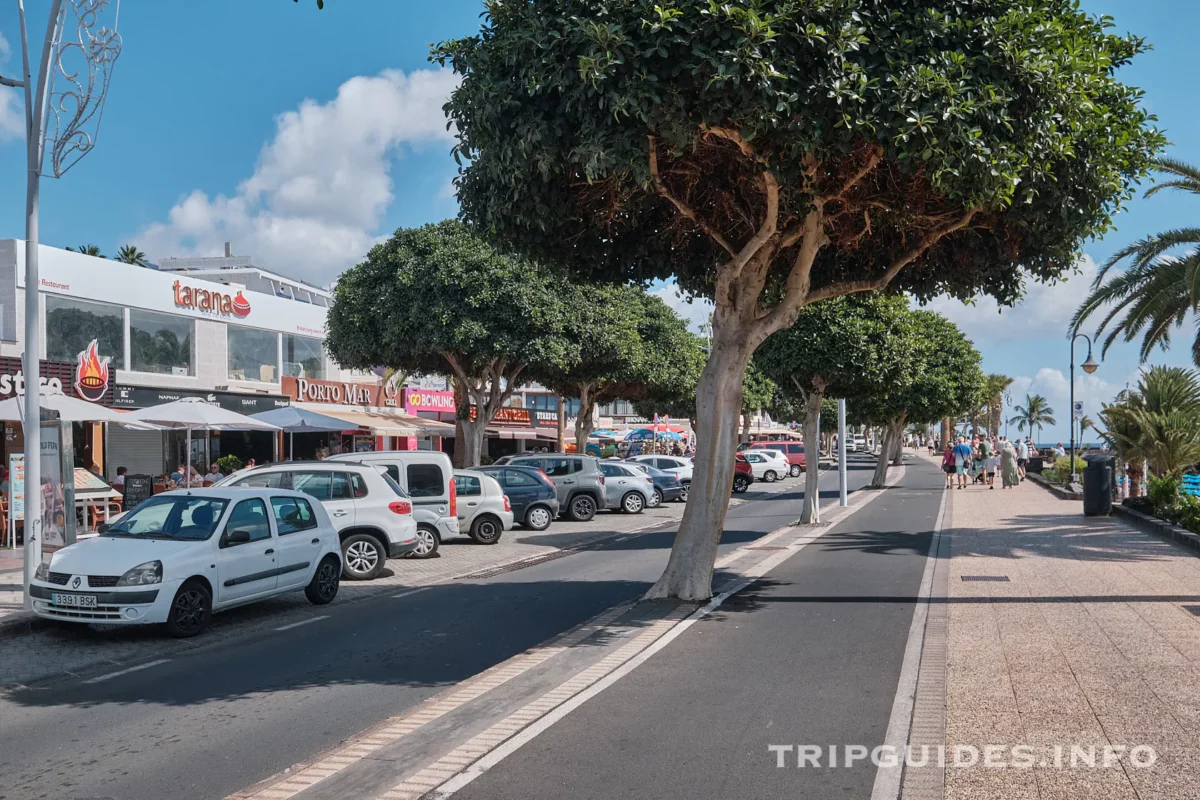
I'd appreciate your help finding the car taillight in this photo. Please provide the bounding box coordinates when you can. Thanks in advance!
[645,477,653,484]
[673,476,681,485]
[598,473,606,484]
[449,477,457,517]
[537,469,554,488]
[503,495,511,512]
[389,500,412,515]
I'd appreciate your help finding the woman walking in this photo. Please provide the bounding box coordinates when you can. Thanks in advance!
[1001,439,1020,489]
[942,443,956,488]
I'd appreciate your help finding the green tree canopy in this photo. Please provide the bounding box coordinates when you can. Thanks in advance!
[326,220,577,466]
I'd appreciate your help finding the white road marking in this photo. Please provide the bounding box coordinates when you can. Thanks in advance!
[391,588,431,600]
[82,659,171,684]
[274,615,329,632]
[870,478,946,800]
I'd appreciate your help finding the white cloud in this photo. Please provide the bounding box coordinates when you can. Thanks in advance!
[921,254,1101,344]
[135,68,459,285]
[1003,366,1143,441]
[651,283,713,334]
[0,33,22,142]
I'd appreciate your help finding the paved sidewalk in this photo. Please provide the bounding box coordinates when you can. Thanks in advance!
[940,477,1200,799]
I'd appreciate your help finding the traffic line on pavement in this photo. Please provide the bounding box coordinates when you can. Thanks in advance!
[390,588,430,600]
[273,615,329,632]
[81,659,171,685]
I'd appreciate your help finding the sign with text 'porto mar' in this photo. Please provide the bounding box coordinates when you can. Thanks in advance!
[282,376,399,408]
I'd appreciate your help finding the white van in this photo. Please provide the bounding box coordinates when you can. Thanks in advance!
[326,451,459,557]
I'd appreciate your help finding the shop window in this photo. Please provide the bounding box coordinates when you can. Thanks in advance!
[46,296,123,366]
[130,309,194,376]
[228,326,279,382]
[283,334,326,380]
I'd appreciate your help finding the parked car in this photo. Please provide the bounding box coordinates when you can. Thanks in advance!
[453,470,514,543]
[853,434,867,452]
[748,441,806,477]
[475,465,560,530]
[597,461,653,513]
[219,462,420,579]
[29,488,342,637]
[741,451,783,482]
[733,454,754,493]
[325,451,459,558]
[625,461,684,506]
[507,453,606,521]
[625,455,694,500]
[747,447,793,479]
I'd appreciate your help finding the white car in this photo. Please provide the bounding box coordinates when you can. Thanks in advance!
[752,448,792,478]
[741,451,784,482]
[853,435,867,452]
[220,462,420,580]
[29,488,342,637]
[453,470,515,543]
[626,455,693,499]
[598,461,654,513]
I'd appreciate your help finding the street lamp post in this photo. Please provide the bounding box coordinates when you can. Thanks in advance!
[1069,332,1099,485]
[1,0,121,604]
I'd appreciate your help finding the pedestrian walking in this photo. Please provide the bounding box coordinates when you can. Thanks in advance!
[1001,439,1020,488]
[941,443,956,488]
[952,436,973,489]
[1016,437,1029,480]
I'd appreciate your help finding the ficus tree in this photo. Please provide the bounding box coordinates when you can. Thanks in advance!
[532,285,700,453]
[854,310,984,487]
[757,294,912,523]
[435,1,1163,601]
[739,361,778,444]
[325,220,577,467]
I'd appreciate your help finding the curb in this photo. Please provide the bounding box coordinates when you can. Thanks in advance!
[1025,471,1083,501]
[1112,503,1200,556]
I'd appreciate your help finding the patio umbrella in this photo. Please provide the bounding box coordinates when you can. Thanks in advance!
[249,406,351,459]
[0,390,159,428]
[123,398,280,487]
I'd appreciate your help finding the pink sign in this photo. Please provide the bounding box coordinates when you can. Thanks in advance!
[405,389,456,414]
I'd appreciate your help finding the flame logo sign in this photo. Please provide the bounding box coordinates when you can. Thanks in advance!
[74,339,110,402]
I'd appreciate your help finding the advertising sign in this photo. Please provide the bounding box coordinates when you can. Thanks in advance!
[404,389,456,414]
[282,376,399,408]
[8,453,23,521]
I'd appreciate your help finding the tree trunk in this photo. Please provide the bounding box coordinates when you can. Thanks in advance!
[891,415,907,466]
[800,387,824,524]
[574,383,597,455]
[556,395,566,453]
[459,416,488,468]
[1128,462,1144,498]
[452,379,468,468]
[871,416,905,488]
[940,418,952,450]
[645,329,751,602]
[741,412,751,445]
[990,404,1001,441]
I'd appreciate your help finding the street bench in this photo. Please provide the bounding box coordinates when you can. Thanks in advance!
[1182,474,1200,497]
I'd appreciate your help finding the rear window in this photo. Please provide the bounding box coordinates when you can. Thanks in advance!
[350,473,369,498]
[503,469,538,487]
[332,472,352,500]
[544,458,571,477]
[454,475,482,496]
[599,463,622,478]
[271,496,318,535]
[407,463,445,498]
[380,471,408,498]
[569,458,585,474]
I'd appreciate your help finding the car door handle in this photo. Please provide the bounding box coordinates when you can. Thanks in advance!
[332,510,348,516]
[467,501,478,507]
[264,548,275,555]
[563,479,575,484]
[311,538,320,544]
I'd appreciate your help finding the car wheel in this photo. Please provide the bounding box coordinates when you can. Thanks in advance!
[165,580,211,638]
[789,464,801,478]
[648,488,663,508]
[342,533,386,580]
[568,495,596,522]
[764,470,778,483]
[679,482,689,502]
[470,515,503,545]
[732,475,750,493]
[622,491,645,514]
[411,525,440,559]
[305,555,341,605]
[524,505,553,531]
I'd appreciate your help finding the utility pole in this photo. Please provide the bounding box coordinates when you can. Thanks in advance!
[837,398,847,507]
[2,0,122,605]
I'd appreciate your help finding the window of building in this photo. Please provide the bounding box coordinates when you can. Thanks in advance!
[130,309,194,375]
[283,334,325,380]
[46,296,123,366]
[228,326,278,383]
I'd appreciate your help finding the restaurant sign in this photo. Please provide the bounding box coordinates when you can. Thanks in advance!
[282,376,399,408]
[173,280,252,318]
[404,389,455,414]
[468,405,559,428]
[0,356,114,404]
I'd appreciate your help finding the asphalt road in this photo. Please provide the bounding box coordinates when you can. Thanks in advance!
[0,457,879,800]
[453,457,945,800]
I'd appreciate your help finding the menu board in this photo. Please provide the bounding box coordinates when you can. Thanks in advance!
[8,453,23,521]
[122,474,154,513]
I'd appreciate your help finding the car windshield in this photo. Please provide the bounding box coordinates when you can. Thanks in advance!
[103,496,228,541]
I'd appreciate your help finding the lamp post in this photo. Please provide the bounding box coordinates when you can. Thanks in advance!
[1,0,121,604]
[1069,332,1099,485]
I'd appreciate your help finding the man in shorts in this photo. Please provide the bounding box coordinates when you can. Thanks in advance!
[1017,437,1029,479]
[952,436,973,489]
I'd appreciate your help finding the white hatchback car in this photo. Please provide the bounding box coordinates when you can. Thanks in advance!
[625,455,693,499]
[29,488,342,637]
[219,462,420,580]
[453,470,515,543]
[753,448,792,479]
[741,451,783,482]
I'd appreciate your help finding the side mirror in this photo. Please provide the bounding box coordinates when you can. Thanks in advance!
[96,522,110,534]
[226,529,251,545]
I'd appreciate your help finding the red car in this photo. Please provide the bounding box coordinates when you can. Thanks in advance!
[747,441,806,476]
[732,454,754,493]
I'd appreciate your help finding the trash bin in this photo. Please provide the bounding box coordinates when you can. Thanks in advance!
[1082,454,1114,516]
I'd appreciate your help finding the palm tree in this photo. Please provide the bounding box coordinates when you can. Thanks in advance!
[985,374,1013,439]
[1072,158,1200,365]
[1100,366,1200,479]
[66,244,105,257]
[1008,394,1056,443]
[115,244,150,266]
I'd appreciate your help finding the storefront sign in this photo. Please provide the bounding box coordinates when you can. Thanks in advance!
[111,385,289,413]
[404,389,456,414]
[8,453,24,522]
[468,405,532,426]
[173,280,252,318]
[0,356,114,404]
[73,339,111,402]
[531,410,559,428]
[282,376,399,408]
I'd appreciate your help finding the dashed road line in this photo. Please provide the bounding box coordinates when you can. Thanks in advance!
[273,616,329,632]
[81,659,171,685]
[390,588,430,600]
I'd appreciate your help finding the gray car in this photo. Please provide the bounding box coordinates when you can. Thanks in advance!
[598,461,653,513]
[507,453,606,521]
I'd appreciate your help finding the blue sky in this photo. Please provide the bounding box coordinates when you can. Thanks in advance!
[0,0,1196,441]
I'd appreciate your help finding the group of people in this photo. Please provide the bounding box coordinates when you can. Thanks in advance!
[938,435,1039,490]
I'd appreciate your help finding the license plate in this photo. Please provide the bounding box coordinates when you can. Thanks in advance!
[51,593,97,608]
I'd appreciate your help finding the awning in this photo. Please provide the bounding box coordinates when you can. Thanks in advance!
[299,405,456,437]
[487,427,539,440]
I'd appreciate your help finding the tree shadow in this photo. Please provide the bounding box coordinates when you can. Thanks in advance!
[948,513,1182,563]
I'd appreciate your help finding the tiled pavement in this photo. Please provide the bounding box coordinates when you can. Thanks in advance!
[942,475,1200,799]
[0,479,798,686]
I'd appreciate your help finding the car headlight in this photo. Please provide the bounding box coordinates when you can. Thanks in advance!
[34,561,50,581]
[116,560,162,586]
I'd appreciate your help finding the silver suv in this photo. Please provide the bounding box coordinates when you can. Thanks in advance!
[506,453,605,521]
